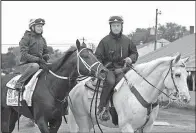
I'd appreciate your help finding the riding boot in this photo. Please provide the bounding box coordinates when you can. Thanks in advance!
[98,71,115,121]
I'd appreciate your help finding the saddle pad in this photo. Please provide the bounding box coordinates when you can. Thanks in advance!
[6,69,42,106]
[85,76,126,96]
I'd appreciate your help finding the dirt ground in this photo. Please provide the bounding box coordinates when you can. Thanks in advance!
[12,107,195,133]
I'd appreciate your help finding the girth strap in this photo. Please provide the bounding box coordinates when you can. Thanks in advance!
[129,86,158,110]
[124,75,158,132]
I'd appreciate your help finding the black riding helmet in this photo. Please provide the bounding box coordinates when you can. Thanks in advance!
[109,16,124,24]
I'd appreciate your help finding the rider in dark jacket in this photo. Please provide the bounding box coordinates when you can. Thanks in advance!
[95,16,139,121]
[15,18,49,91]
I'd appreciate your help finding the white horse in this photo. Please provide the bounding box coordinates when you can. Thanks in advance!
[67,53,191,133]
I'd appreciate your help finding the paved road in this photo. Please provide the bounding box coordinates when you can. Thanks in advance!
[13,107,195,133]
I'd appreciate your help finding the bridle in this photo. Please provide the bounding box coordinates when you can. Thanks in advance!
[129,59,179,100]
[76,48,103,78]
[49,47,102,80]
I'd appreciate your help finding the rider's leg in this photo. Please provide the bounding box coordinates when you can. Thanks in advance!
[98,71,115,121]
[15,63,39,90]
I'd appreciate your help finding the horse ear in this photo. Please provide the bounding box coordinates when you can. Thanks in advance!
[76,39,81,50]
[173,52,181,63]
[182,57,190,63]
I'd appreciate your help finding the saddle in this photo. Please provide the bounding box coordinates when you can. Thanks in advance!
[6,69,42,106]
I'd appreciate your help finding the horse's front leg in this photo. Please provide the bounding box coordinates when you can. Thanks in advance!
[119,123,134,133]
[118,113,134,133]
[1,107,21,133]
[48,116,62,133]
[36,116,50,133]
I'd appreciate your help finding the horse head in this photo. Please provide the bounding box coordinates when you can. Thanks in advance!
[74,39,106,80]
[163,53,191,104]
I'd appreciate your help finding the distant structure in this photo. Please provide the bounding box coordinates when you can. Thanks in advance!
[137,38,170,57]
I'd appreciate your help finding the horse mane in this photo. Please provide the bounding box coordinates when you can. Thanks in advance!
[133,56,174,77]
[50,46,77,72]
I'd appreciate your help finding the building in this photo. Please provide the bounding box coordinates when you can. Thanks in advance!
[137,38,170,57]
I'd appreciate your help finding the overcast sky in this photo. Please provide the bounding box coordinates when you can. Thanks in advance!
[2,1,195,53]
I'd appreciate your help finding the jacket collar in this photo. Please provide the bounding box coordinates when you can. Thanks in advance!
[109,31,122,40]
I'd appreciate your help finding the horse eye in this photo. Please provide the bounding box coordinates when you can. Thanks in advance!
[175,73,181,78]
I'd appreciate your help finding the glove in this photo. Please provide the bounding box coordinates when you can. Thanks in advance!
[124,57,132,66]
[114,68,123,75]
[39,58,49,71]
[43,54,50,62]
[39,58,47,64]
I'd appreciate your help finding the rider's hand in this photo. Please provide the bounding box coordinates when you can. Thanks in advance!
[114,68,123,75]
[39,58,47,65]
[43,54,50,62]
[39,58,49,71]
[124,57,132,66]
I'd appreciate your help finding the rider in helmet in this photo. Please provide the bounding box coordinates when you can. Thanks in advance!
[95,16,139,121]
[14,18,50,91]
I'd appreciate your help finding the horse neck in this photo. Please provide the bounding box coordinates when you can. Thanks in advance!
[126,58,173,104]
[136,62,170,103]
[47,53,78,98]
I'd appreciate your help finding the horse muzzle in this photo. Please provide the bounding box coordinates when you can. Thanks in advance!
[96,67,107,81]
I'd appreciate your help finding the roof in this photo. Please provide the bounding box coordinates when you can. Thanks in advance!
[136,38,170,49]
[136,34,195,71]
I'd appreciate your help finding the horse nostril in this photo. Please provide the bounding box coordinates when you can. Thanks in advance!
[100,69,108,74]
[183,98,188,103]
[100,69,105,73]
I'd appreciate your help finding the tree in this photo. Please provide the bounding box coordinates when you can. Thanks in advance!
[131,28,150,45]
[1,52,16,69]
[128,22,189,45]
[158,22,188,42]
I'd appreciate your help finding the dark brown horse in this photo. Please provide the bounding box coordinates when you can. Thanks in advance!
[1,39,106,133]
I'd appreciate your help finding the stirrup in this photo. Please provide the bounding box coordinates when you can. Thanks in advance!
[97,107,110,121]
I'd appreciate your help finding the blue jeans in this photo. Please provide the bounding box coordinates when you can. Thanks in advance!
[16,63,39,86]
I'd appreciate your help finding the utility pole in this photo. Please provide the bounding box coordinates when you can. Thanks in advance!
[154,8,161,51]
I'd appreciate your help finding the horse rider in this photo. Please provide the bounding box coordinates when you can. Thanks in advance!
[95,16,139,121]
[14,18,49,91]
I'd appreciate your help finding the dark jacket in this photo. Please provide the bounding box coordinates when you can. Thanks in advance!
[95,33,139,69]
[19,30,49,63]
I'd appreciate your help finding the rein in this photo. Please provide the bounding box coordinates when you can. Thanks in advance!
[128,60,178,101]
[121,60,179,132]
[48,48,102,80]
